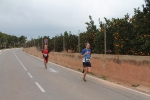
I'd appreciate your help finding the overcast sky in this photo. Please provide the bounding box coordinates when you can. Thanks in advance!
[0,0,145,39]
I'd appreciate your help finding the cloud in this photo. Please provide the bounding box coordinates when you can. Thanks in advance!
[0,0,145,39]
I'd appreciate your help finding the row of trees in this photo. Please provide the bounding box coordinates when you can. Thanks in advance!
[26,0,150,56]
[0,31,27,49]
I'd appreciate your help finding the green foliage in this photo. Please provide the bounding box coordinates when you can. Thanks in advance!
[55,34,63,52]
[84,16,98,51]
[0,31,26,49]
[108,14,134,54]
[19,35,27,46]
[64,31,78,52]
[101,76,107,80]
[132,84,140,87]
[131,6,150,55]
[17,1,150,55]
[93,32,104,53]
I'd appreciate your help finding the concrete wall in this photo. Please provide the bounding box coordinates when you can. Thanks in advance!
[23,47,150,86]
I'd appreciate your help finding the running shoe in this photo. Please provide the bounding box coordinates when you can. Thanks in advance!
[83,78,86,82]
[82,69,84,73]
[45,65,47,69]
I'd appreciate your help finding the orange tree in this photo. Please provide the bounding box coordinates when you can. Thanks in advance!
[27,1,150,55]
[109,14,133,55]
[49,32,78,52]
[55,34,63,52]
[98,18,115,54]
[49,37,54,51]
[84,15,98,52]
[93,31,104,53]
[64,31,78,52]
[131,2,150,55]
[80,32,87,50]
[98,15,133,54]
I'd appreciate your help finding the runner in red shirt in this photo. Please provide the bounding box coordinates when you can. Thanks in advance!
[42,45,50,69]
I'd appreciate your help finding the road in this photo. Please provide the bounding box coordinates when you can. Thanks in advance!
[0,48,150,100]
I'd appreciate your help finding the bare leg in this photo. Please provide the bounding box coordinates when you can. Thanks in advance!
[44,57,48,69]
[83,67,87,81]
[82,67,84,73]
[44,60,47,69]
[45,62,47,69]
[87,67,91,73]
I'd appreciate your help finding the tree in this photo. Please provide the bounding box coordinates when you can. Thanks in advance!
[131,4,150,55]
[93,31,104,53]
[19,35,27,47]
[63,31,78,52]
[145,0,150,9]
[7,0,150,55]
[85,15,98,51]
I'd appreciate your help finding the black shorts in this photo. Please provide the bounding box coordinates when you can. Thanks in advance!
[43,56,48,62]
[83,62,91,67]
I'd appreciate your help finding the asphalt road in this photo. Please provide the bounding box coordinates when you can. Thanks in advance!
[0,48,150,100]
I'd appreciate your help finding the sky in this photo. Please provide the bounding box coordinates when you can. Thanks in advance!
[0,0,146,40]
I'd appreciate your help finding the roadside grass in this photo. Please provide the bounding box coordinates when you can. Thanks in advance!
[101,76,107,80]
[132,84,140,87]
[78,68,82,72]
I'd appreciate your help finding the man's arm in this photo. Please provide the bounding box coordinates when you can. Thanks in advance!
[81,54,85,57]
[81,49,87,57]
[90,49,92,58]
[48,50,50,56]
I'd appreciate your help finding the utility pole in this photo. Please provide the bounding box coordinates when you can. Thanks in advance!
[34,39,35,46]
[5,43,6,49]
[38,40,39,47]
[42,37,43,50]
[54,37,55,52]
[0,41,1,49]
[78,30,80,53]
[104,24,107,54]
[63,34,65,51]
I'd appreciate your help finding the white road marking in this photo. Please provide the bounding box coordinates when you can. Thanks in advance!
[49,68,58,73]
[13,51,27,71]
[14,50,46,93]
[23,51,150,97]
[23,51,58,73]
[28,72,33,78]
[35,82,45,92]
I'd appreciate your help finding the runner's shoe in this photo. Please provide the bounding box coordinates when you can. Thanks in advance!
[82,69,84,73]
[83,78,86,82]
[45,65,47,69]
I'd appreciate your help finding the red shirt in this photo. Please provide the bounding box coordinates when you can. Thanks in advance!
[42,49,49,58]
[42,49,49,54]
